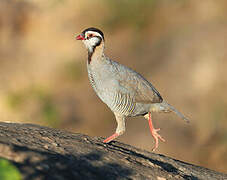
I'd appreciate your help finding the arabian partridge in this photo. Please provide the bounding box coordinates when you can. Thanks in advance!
[76,27,189,151]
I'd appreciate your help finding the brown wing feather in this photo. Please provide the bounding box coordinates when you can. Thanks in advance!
[118,73,163,104]
[111,59,163,104]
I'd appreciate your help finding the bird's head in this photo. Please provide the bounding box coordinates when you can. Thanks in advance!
[76,27,104,52]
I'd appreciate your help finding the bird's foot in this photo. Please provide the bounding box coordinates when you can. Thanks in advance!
[103,133,119,143]
[151,128,165,151]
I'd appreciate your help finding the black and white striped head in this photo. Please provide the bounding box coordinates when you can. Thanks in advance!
[76,27,105,52]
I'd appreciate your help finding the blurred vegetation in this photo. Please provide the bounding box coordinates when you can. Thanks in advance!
[7,86,60,127]
[0,158,22,180]
[0,0,226,173]
[61,60,85,82]
[103,0,156,30]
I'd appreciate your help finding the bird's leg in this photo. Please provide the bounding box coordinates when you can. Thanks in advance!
[146,112,165,151]
[103,115,125,143]
[103,133,119,143]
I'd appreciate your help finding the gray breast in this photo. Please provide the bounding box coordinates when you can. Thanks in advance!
[88,70,97,92]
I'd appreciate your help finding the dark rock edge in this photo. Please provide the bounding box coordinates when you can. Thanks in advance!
[0,122,226,180]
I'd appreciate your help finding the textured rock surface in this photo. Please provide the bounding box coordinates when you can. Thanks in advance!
[0,122,226,180]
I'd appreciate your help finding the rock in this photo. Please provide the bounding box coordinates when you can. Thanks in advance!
[0,122,226,180]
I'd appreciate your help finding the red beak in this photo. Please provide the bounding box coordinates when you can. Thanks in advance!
[76,34,85,40]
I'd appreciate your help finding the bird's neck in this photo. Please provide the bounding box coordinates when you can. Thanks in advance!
[87,42,105,64]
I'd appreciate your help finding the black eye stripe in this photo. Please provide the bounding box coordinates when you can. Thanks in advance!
[86,35,102,40]
[82,27,104,40]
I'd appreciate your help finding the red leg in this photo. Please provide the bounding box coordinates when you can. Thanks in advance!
[103,133,119,143]
[148,112,165,151]
[103,115,125,143]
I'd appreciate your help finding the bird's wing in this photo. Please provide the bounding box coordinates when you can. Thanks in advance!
[114,62,163,104]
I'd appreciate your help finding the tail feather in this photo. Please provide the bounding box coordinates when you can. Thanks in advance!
[161,101,190,123]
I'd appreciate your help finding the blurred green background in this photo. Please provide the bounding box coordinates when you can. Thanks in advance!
[0,0,227,173]
[0,158,21,180]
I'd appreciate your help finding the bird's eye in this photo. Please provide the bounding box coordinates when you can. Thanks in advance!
[88,34,93,38]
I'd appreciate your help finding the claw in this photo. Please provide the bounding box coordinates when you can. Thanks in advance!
[151,128,165,151]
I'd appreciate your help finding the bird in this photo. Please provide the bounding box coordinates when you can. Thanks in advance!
[76,27,189,151]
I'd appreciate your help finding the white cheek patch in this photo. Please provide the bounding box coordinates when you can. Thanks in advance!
[83,36,101,52]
